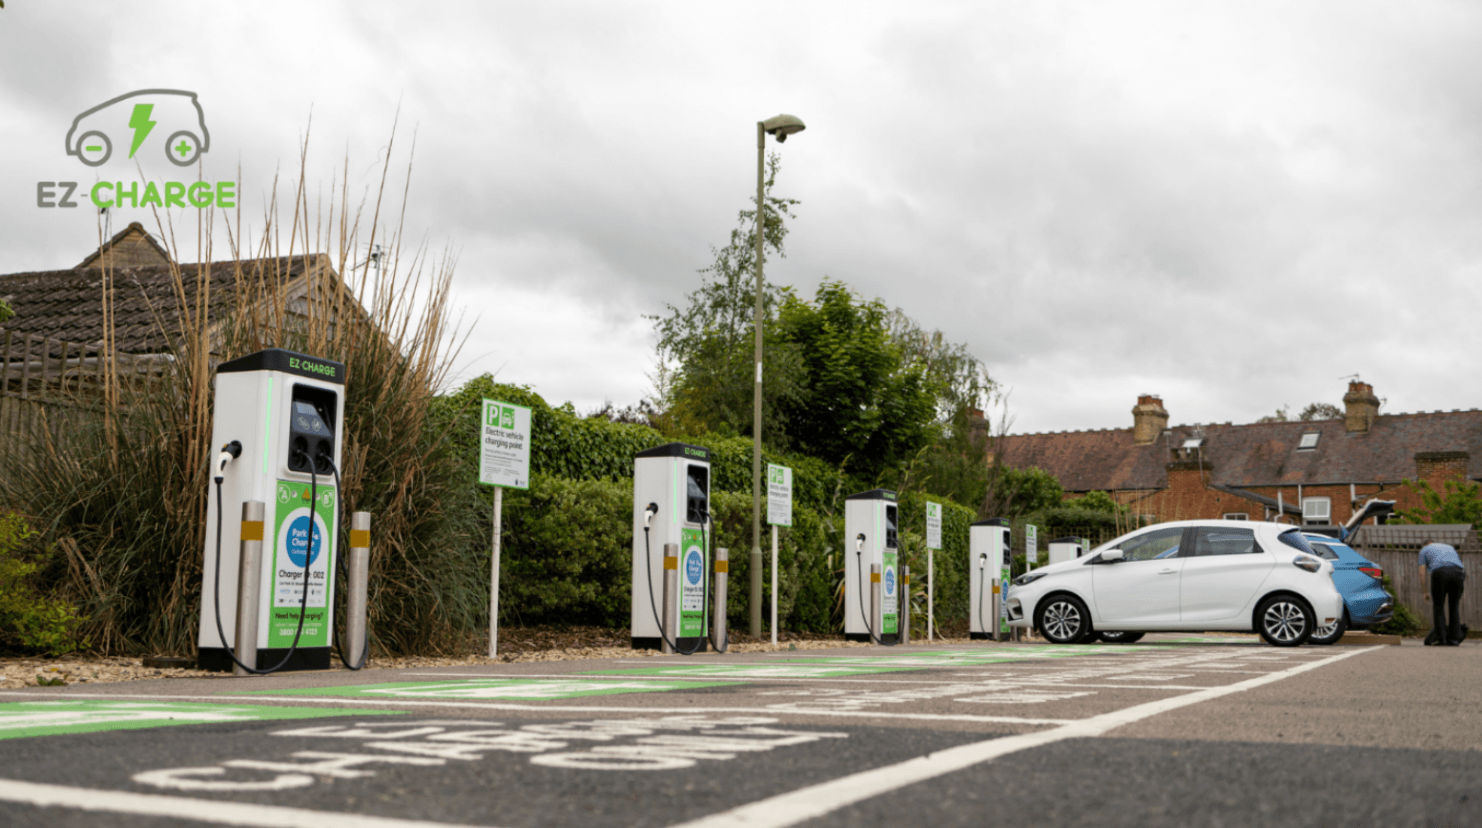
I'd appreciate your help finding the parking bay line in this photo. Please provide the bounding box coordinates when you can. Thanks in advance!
[0,691,1074,726]
[670,645,1384,828]
[0,777,488,828]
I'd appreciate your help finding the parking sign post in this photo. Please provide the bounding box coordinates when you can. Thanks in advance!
[926,502,942,641]
[479,399,531,658]
[767,464,792,646]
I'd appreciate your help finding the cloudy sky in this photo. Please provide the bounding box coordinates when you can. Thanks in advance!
[3,1,1480,435]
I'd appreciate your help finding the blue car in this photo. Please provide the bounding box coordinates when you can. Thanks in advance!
[1302,533,1394,644]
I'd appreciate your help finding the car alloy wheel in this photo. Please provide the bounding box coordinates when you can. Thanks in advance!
[1039,597,1088,644]
[1308,610,1348,646]
[1258,596,1313,647]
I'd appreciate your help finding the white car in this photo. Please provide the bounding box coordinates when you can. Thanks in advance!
[1006,521,1344,647]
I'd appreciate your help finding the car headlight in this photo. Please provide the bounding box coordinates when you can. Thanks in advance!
[1014,571,1048,587]
[1292,555,1322,573]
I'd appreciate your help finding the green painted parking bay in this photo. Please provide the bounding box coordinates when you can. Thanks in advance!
[587,662,932,679]
[0,700,397,740]
[247,677,741,700]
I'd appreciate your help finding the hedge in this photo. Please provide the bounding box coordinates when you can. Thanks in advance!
[483,474,981,635]
[437,376,862,513]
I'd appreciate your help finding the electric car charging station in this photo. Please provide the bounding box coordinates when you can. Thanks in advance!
[198,348,347,673]
[631,442,716,653]
[1047,536,1086,565]
[844,489,900,645]
[969,518,1010,640]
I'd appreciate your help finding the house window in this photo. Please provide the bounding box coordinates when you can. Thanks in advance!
[1298,432,1320,451]
[1223,512,1249,521]
[1302,497,1331,524]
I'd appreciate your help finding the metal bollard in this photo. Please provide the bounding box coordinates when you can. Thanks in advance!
[713,547,728,650]
[234,501,265,677]
[901,566,910,645]
[662,542,679,654]
[346,512,371,668]
[870,563,881,646]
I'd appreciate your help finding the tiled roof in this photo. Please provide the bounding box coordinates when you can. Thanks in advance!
[0,256,316,355]
[1000,413,1482,490]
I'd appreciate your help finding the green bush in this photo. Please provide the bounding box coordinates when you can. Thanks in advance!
[0,512,87,656]
[1370,576,1421,636]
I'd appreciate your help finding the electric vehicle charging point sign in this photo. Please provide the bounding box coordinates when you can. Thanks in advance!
[767,464,792,527]
[270,480,336,648]
[479,399,531,489]
[926,502,942,551]
[1026,524,1039,567]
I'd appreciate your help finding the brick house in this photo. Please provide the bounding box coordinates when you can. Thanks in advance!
[995,382,1481,527]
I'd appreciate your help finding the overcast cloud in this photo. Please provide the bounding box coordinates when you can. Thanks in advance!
[3,1,1480,435]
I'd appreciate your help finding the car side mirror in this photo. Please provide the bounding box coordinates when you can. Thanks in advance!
[1101,549,1125,563]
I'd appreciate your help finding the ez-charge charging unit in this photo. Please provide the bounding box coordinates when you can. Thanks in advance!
[198,349,346,673]
[631,442,713,652]
[844,489,900,644]
[1047,536,1086,565]
[970,518,1011,641]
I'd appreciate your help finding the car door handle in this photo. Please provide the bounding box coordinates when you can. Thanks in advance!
[1158,569,1178,575]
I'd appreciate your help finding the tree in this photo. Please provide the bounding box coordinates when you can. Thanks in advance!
[1258,402,1343,423]
[773,281,938,479]
[1397,478,1482,526]
[650,154,804,441]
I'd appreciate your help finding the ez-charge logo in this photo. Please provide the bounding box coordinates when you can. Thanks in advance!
[37,88,236,211]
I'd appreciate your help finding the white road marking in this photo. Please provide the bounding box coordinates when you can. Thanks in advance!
[0,777,488,828]
[0,691,1073,726]
[669,645,1384,828]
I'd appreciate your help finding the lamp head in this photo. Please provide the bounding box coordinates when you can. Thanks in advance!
[761,114,806,142]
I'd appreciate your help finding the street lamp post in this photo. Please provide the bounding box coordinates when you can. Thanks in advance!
[751,113,805,638]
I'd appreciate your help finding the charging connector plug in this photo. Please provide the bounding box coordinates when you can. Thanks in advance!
[214,440,243,483]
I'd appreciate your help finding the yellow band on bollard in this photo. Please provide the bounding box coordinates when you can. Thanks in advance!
[664,556,679,570]
[350,529,371,548]
[240,521,264,541]
[992,584,1001,594]
[714,560,729,572]
[870,572,881,583]
[903,577,910,586]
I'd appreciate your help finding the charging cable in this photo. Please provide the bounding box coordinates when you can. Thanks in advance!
[699,508,728,654]
[854,533,878,644]
[641,504,702,656]
[977,552,991,636]
[210,441,314,675]
[316,450,368,671]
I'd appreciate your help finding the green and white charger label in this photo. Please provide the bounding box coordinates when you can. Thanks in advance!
[1000,562,1012,634]
[680,527,707,638]
[882,549,898,635]
[271,479,336,648]
[0,700,394,740]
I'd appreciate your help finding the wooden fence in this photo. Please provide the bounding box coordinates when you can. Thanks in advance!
[1,332,168,484]
[1348,525,1480,630]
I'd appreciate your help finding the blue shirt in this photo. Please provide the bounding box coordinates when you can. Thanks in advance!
[1418,543,1464,573]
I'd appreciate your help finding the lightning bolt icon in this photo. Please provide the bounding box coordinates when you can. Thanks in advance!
[127,103,156,159]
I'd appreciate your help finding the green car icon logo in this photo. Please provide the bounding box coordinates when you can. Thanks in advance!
[65,89,210,168]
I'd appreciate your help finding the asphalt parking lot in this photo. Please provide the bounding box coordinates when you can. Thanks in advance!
[0,634,1477,827]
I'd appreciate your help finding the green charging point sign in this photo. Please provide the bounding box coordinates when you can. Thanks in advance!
[269,479,336,648]
[882,548,899,636]
[680,527,707,638]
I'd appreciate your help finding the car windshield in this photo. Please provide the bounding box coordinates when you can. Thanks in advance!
[1277,529,1317,555]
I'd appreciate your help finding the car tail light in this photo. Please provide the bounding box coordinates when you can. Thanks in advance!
[1359,566,1383,581]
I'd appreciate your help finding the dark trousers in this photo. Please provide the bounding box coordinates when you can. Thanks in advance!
[1430,567,1466,644]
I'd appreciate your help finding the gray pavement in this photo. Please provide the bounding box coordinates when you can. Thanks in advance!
[0,634,1475,827]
